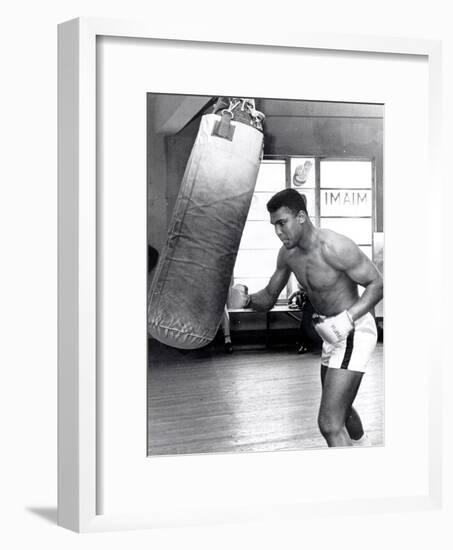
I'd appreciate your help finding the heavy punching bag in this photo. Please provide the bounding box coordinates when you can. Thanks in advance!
[148,98,265,349]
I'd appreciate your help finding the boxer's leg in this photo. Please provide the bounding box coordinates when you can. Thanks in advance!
[318,314,378,446]
[345,407,365,441]
[318,367,363,447]
[320,365,364,440]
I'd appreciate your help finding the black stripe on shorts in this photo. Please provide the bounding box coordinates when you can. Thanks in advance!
[340,329,355,369]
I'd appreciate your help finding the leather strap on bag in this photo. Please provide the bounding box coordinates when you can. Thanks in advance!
[211,97,265,140]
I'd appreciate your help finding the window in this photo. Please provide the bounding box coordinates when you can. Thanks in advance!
[289,157,316,221]
[234,160,285,295]
[319,160,374,261]
[234,157,375,303]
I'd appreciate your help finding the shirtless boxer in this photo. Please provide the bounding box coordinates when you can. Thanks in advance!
[230,188,383,447]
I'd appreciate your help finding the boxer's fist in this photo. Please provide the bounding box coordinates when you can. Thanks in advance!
[228,284,251,309]
[313,310,354,345]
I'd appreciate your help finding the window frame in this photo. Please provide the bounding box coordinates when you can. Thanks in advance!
[234,155,377,303]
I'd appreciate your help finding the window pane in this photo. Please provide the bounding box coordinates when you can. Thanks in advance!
[255,161,286,192]
[320,189,372,217]
[234,249,278,279]
[320,160,372,189]
[288,274,301,296]
[248,192,274,220]
[240,221,280,249]
[320,217,372,245]
[290,157,316,189]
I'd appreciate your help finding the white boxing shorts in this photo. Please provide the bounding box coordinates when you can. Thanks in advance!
[320,312,378,373]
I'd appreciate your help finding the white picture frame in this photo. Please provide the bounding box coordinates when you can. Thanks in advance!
[58,17,444,532]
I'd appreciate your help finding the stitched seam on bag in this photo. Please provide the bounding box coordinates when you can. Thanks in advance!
[150,121,207,319]
[149,115,262,333]
[157,119,210,312]
[150,322,211,342]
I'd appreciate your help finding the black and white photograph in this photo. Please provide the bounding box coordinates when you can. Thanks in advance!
[147,94,384,455]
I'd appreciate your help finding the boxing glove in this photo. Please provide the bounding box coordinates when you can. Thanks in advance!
[312,310,354,345]
[292,160,313,187]
[228,284,251,309]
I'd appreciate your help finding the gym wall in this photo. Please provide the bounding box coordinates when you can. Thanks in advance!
[147,95,384,337]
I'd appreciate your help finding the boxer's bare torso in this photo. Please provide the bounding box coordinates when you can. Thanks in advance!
[283,231,359,317]
[249,206,382,322]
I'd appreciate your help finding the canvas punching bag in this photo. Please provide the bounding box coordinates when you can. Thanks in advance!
[148,98,265,349]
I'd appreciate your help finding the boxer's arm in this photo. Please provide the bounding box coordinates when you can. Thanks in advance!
[249,248,290,311]
[323,235,383,321]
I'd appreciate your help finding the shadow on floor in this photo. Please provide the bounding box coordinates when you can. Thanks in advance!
[26,507,58,525]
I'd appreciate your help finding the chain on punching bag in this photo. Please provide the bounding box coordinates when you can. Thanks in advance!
[148,98,265,349]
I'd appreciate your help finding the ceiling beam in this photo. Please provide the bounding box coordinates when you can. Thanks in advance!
[151,95,212,135]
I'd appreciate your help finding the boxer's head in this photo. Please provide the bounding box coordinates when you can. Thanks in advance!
[267,189,310,249]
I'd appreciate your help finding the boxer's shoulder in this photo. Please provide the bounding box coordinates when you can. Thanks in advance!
[277,245,291,265]
[319,228,351,248]
[319,229,361,268]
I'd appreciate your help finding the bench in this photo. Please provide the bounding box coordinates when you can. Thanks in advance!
[227,304,302,347]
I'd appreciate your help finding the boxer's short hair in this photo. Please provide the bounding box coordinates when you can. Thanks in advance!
[267,188,308,216]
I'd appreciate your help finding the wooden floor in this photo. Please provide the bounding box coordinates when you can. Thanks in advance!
[147,341,384,456]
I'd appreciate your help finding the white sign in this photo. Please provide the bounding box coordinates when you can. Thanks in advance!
[321,189,372,216]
